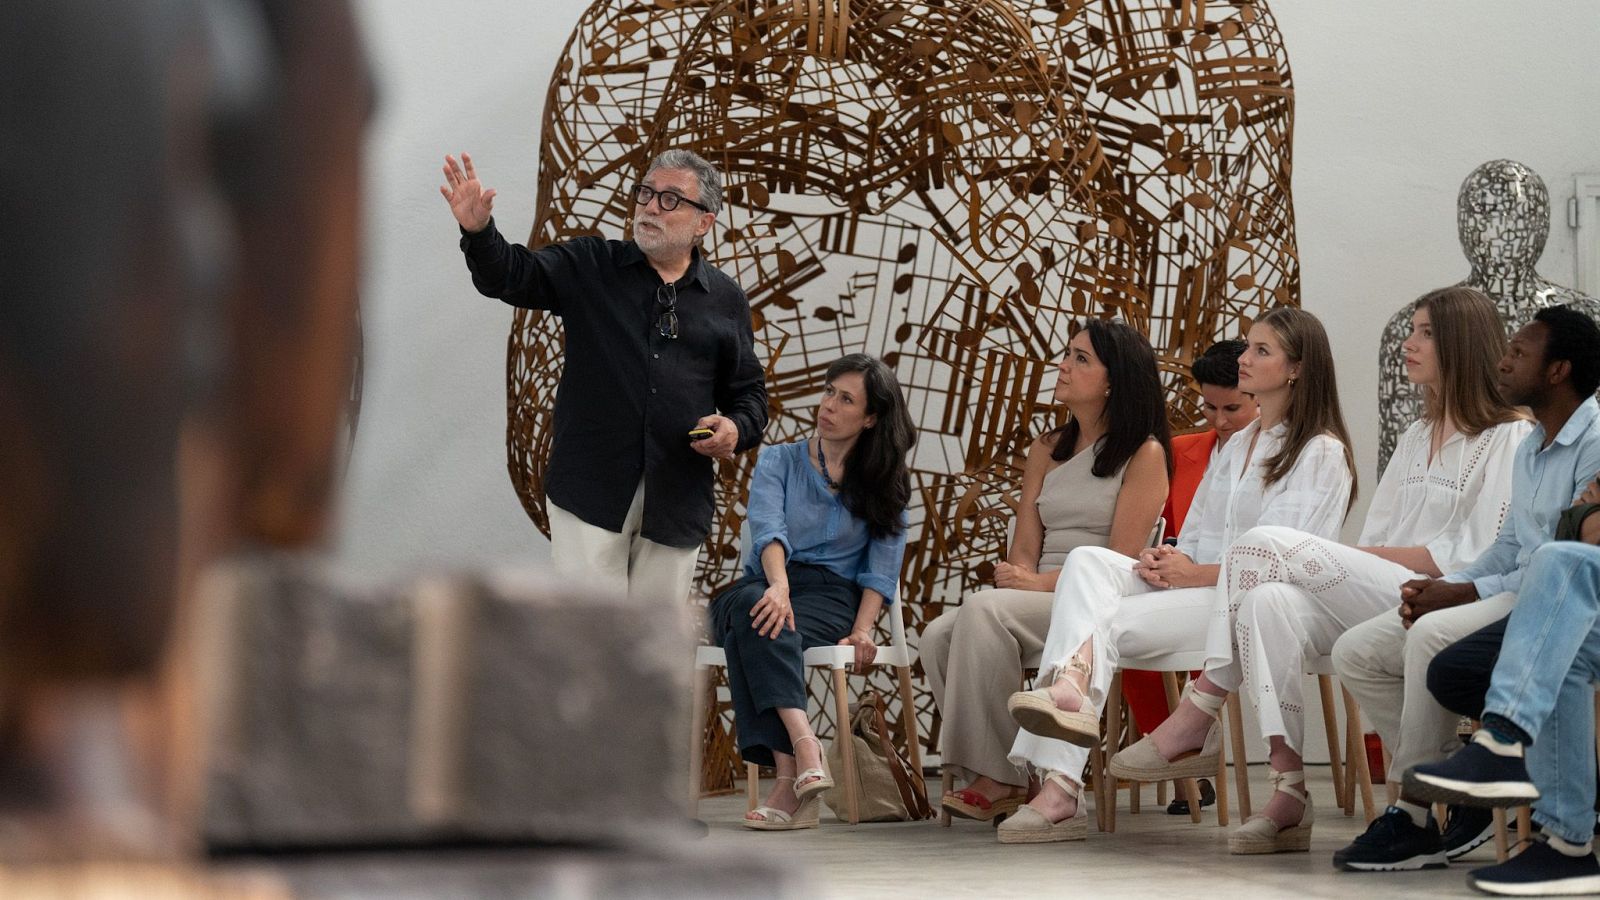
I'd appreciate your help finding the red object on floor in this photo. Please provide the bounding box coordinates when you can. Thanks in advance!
[1123,669,1175,732]
[1365,732,1386,783]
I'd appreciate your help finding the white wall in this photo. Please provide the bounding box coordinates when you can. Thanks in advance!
[337,0,1600,573]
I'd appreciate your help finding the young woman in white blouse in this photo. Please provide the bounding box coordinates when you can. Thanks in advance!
[1113,286,1528,855]
[999,307,1356,843]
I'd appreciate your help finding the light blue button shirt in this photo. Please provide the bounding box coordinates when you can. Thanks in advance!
[1445,397,1600,598]
[744,440,908,603]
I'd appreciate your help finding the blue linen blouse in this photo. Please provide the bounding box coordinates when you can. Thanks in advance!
[743,440,908,603]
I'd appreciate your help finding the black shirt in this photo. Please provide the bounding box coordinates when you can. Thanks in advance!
[460,220,767,548]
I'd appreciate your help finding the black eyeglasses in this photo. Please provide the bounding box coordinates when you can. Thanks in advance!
[655,283,678,340]
[632,183,712,213]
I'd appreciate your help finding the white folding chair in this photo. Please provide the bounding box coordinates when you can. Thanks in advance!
[688,590,922,825]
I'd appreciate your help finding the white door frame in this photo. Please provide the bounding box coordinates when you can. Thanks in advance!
[1575,173,1600,296]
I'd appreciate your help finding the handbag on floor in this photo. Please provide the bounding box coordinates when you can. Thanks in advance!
[823,690,934,822]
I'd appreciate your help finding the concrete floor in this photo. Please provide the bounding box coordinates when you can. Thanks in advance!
[700,765,1502,899]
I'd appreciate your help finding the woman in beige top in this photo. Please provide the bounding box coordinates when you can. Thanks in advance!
[922,319,1171,824]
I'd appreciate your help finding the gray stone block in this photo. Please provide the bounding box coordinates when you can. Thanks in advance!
[199,558,692,849]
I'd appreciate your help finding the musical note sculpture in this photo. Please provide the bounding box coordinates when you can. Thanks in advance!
[507,0,1299,782]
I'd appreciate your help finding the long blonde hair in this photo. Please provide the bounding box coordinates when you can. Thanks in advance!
[1412,286,1525,435]
[1258,307,1358,511]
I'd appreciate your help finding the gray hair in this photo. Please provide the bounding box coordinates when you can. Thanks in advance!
[644,149,723,216]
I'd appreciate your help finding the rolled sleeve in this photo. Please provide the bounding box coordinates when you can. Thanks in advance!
[1175,464,1216,558]
[857,510,909,604]
[1444,517,1518,598]
[745,446,792,563]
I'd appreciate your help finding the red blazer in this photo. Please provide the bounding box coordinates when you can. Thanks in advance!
[1161,429,1218,541]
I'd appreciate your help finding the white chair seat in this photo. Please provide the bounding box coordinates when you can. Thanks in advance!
[1119,650,1208,673]
[690,593,923,825]
[696,638,917,671]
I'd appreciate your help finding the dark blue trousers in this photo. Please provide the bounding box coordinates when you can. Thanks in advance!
[709,562,859,767]
[1428,614,1600,819]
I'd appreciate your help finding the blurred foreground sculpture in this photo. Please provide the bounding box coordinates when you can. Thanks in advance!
[1377,160,1600,471]
[3,5,793,890]
[509,0,1298,777]
[0,0,371,858]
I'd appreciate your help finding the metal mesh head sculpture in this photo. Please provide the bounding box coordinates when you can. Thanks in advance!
[1376,160,1600,471]
[510,0,1298,770]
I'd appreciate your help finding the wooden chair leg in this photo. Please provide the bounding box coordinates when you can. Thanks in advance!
[1091,741,1107,832]
[1215,703,1230,826]
[1317,675,1345,806]
[1158,780,1168,807]
[1516,807,1532,845]
[1341,690,1358,816]
[896,666,924,780]
[1129,711,1142,816]
[1493,807,1510,862]
[1226,692,1251,819]
[747,761,760,811]
[833,667,860,825]
[1159,672,1203,825]
[940,767,953,827]
[689,665,711,816]
[1344,687,1376,821]
[1106,670,1125,833]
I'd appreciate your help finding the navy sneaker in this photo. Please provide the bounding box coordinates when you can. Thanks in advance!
[1443,804,1497,860]
[1333,805,1448,871]
[1469,835,1600,896]
[1405,734,1539,808]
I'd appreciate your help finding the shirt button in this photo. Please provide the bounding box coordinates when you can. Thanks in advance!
[653,353,660,359]
[651,388,658,394]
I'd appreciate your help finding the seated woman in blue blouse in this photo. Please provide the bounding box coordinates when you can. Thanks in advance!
[711,353,917,831]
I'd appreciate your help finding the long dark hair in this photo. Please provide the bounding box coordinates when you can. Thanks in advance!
[1257,307,1358,510]
[827,354,915,538]
[1047,319,1173,477]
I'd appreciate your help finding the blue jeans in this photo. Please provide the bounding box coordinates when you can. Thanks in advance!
[1484,542,1600,844]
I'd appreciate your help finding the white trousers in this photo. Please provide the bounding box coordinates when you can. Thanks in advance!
[1333,591,1519,781]
[1008,545,1214,779]
[547,479,701,604]
[1202,526,1417,754]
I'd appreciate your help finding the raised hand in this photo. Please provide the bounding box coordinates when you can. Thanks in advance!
[439,152,496,233]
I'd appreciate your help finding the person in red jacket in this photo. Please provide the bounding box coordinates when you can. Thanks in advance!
[1124,339,1256,812]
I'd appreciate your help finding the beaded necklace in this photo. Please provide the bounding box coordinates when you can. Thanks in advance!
[815,438,841,491]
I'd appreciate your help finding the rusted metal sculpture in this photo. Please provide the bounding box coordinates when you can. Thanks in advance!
[510,0,1298,778]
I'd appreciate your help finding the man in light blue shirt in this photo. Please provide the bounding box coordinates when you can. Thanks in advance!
[1333,305,1600,871]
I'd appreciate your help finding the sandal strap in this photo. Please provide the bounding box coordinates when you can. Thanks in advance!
[948,788,995,810]
[1181,681,1225,719]
[1063,652,1092,678]
[749,805,792,823]
[1267,768,1308,803]
[1041,770,1083,801]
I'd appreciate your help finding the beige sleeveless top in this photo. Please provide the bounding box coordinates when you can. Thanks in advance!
[1034,445,1128,571]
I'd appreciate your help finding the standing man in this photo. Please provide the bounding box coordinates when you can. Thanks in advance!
[440,149,768,602]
